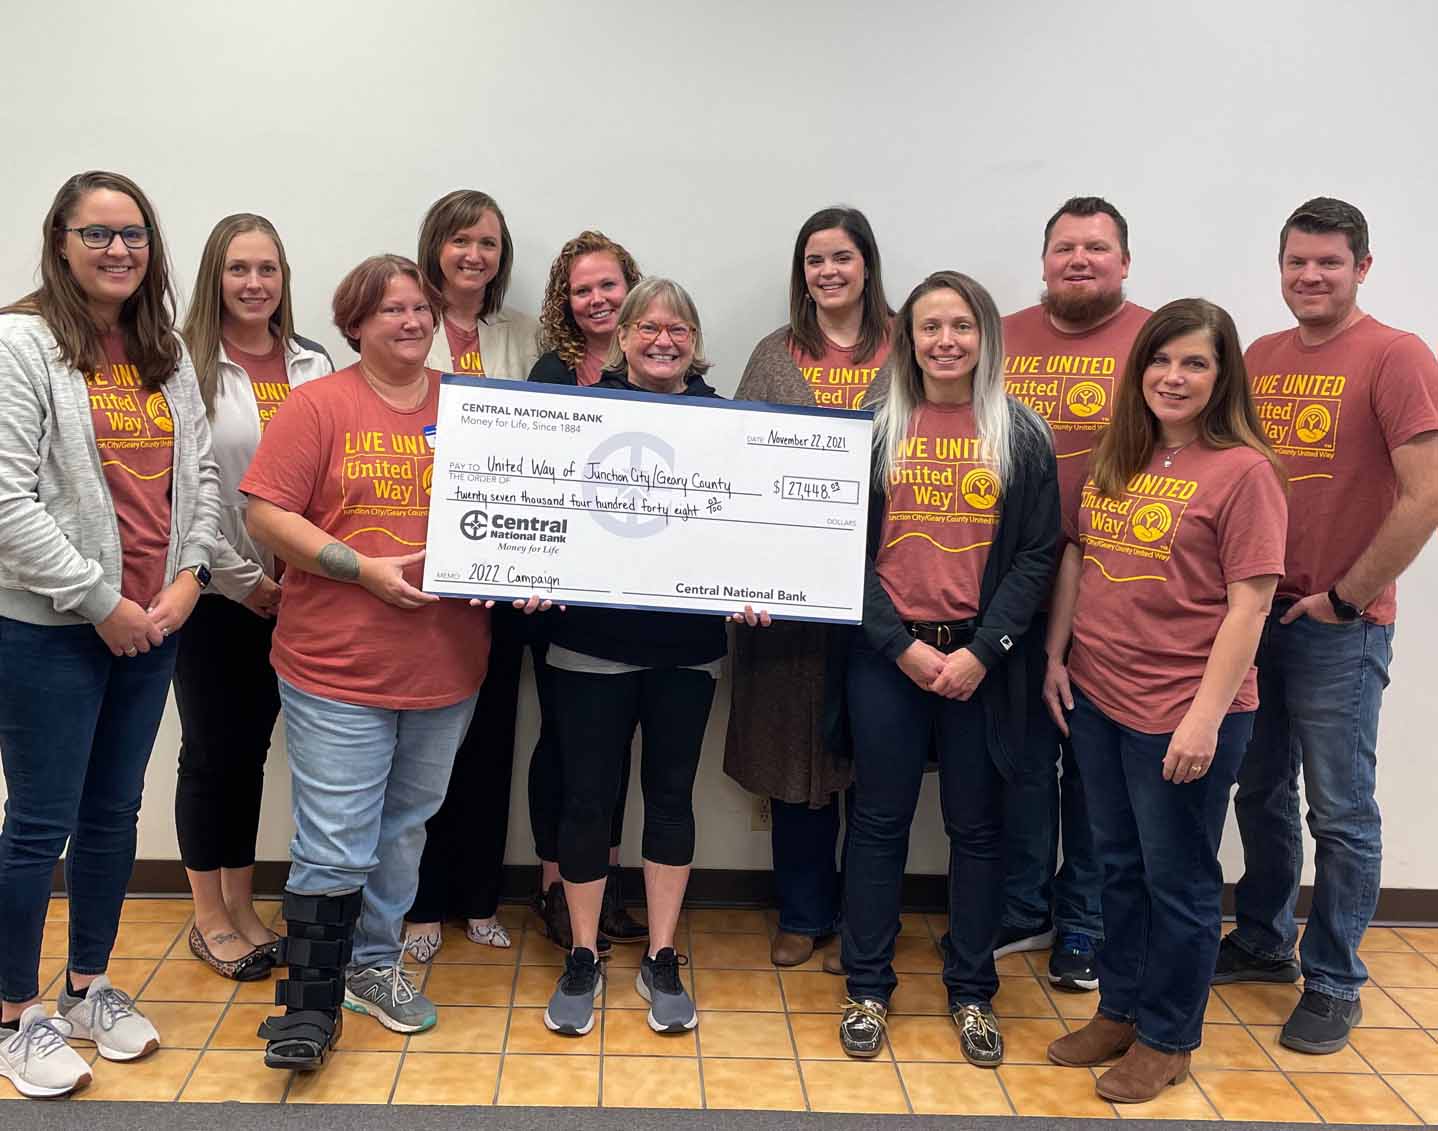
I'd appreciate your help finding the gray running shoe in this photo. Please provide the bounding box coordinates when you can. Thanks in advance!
[636,948,696,1033]
[544,948,603,1036]
[343,964,436,1033]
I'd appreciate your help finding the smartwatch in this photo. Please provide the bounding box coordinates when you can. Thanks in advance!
[1327,586,1361,621]
[188,564,212,590]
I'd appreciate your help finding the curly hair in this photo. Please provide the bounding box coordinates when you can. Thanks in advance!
[538,230,642,370]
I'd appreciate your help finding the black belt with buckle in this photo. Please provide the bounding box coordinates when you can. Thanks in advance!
[904,619,977,653]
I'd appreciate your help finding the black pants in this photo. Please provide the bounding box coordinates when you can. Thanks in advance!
[172,595,280,872]
[408,607,525,923]
[527,643,631,861]
[843,641,1005,1007]
[555,666,715,885]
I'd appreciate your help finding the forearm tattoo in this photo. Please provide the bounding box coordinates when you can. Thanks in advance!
[316,541,361,581]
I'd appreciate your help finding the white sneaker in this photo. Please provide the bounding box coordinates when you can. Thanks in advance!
[58,974,159,1061]
[0,1004,93,1098]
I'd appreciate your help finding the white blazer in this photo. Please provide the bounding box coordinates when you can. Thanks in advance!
[425,306,540,381]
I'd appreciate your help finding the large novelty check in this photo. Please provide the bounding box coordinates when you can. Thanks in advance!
[422,377,872,623]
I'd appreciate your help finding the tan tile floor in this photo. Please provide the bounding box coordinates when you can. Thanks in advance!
[7,896,1438,1120]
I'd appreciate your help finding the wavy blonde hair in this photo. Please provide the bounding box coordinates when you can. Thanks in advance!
[538,231,642,370]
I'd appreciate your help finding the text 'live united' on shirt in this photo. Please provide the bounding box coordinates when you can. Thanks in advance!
[239,365,489,709]
[1245,315,1438,623]
[1003,302,1151,518]
[874,401,999,622]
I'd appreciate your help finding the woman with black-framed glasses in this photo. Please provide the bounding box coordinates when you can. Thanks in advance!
[0,170,220,1098]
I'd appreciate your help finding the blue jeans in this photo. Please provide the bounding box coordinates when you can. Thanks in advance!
[771,788,851,937]
[0,618,177,1002]
[1068,687,1251,1052]
[1001,690,1103,939]
[1230,612,1392,1001]
[278,678,476,970]
[842,642,1004,1007]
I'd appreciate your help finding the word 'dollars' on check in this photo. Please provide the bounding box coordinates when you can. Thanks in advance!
[421,377,873,623]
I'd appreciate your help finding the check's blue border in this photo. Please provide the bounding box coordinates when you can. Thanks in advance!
[439,373,874,421]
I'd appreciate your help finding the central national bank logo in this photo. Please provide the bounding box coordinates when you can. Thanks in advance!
[459,509,567,545]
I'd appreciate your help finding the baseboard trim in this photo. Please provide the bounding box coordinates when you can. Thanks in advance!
[51,861,1438,925]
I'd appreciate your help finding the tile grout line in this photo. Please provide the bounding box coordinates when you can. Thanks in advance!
[1344,1029,1430,1125]
[682,913,709,1110]
[490,919,530,1106]
[776,970,815,1113]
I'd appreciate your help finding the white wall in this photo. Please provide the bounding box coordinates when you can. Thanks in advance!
[2,0,1436,887]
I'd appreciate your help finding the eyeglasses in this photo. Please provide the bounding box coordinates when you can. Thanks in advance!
[632,320,693,343]
[64,224,152,250]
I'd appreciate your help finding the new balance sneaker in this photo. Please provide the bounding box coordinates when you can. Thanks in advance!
[343,964,437,1033]
[58,975,159,1061]
[993,922,1055,959]
[1211,934,1300,985]
[1280,989,1362,1054]
[0,1005,92,1098]
[839,998,887,1058]
[1048,932,1099,992]
[636,948,696,1033]
[544,947,603,1036]
[952,1002,1004,1067]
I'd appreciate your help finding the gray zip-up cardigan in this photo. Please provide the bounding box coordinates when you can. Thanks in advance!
[0,313,221,626]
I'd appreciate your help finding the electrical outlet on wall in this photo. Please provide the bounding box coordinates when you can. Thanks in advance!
[751,796,771,831]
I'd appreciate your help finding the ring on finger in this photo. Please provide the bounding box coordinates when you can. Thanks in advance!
[125,648,138,657]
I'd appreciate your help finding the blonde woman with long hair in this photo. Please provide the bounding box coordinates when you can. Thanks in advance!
[837,272,1057,1067]
[175,214,332,981]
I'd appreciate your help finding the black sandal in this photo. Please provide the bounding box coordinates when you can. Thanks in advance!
[188,925,274,982]
[258,1009,342,1071]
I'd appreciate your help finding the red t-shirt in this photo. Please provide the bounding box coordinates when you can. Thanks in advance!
[789,334,891,411]
[1003,302,1152,518]
[1245,316,1438,624]
[88,332,174,603]
[443,319,485,376]
[1065,444,1288,734]
[874,402,997,621]
[225,339,291,431]
[239,365,490,709]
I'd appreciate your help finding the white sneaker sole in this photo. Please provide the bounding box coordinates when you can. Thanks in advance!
[543,973,603,1036]
[342,991,435,1034]
[66,1026,159,1062]
[0,1062,92,1098]
[634,970,697,1033]
[994,928,1055,959]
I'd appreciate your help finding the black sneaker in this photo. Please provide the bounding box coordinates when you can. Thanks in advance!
[1280,989,1362,1054]
[636,948,696,1033]
[600,867,648,944]
[1211,934,1299,985]
[839,998,887,1058]
[952,1002,1004,1067]
[1048,932,1099,992]
[539,882,610,955]
[993,922,1054,959]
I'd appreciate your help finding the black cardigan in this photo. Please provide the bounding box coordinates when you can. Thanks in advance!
[822,398,1059,782]
[528,350,578,385]
[544,368,730,668]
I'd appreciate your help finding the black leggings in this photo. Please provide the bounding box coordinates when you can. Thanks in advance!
[555,665,715,885]
[408,607,525,923]
[527,643,631,861]
[173,595,279,872]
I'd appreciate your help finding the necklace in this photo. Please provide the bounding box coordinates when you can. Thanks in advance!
[1161,440,1195,468]
[359,361,428,411]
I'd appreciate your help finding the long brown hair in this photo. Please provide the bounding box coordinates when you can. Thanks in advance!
[538,231,642,370]
[417,189,513,320]
[1,170,180,388]
[1089,298,1285,498]
[787,206,892,365]
[182,213,297,414]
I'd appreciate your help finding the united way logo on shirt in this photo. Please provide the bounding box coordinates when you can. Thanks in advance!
[1080,471,1197,569]
[1251,371,1343,458]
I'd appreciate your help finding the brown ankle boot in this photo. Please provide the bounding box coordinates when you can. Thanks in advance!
[770,931,815,967]
[1095,1041,1190,1103]
[1047,1014,1137,1066]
